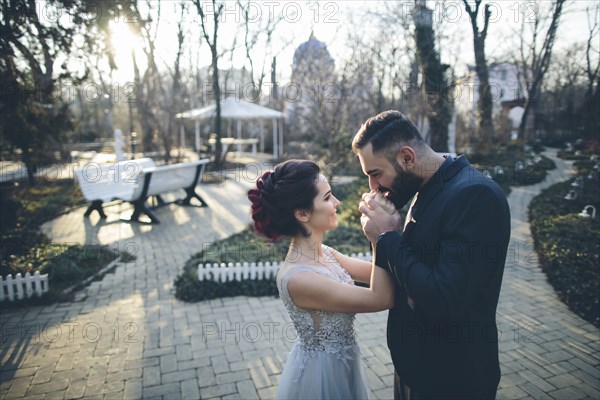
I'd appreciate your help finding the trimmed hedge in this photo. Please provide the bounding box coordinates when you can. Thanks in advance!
[1,177,85,277]
[173,222,372,302]
[175,273,278,303]
[470,151,556,196]
[3,244,136,307]
[175,146,558,303]
[1,178,136,306]
[174,177,372,303]
[529,172,600,327]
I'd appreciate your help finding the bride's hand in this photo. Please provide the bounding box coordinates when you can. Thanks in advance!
[361,191,398,216]
[359,191,403,242]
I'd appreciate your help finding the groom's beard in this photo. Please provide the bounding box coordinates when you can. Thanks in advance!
[379,162,423,210]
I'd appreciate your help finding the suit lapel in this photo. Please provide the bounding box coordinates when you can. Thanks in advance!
[402,156,470,238]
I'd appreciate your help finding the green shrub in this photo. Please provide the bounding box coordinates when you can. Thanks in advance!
[471,154,555,195]
[1,177,137,306]
[334,178,369,227]
[1,177,85,276]
[174,221,371,302]
[532,215,599,327]
[529,172,600,327]
[557,150,592,160]
[175,271,278,302]
[175,147,558,304]
[324,223,370,255]
[43,245,119,289]
[331,177,367,203]
[174,178,373,303]
[3,244,136,307]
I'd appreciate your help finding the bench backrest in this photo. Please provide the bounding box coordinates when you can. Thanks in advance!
[133,159,210,199]
[75,158,155,202]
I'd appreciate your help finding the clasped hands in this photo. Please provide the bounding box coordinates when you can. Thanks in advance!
[359,191,403,243]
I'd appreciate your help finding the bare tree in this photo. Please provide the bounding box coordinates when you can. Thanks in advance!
[516,0,566,141]
[0,0,136,183]
[542,44,586,134]
[125,0,188,163]
[376,0,464,150]
[238,0,288,103]
[129,0,166,157]
[462,0,494,153]
[584,4,600,98]
[413,0,451,152]
[193,0,225,167]
[162,2,187,162]
[583,4,600,136]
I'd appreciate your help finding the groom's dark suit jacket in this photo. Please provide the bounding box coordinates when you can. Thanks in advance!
[375,155,511,398]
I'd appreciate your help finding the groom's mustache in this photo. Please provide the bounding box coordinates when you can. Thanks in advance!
[377,185,414,210]
[377,186,391,197]
[376,186,396,202]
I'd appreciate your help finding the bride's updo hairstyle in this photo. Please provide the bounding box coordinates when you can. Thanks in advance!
[248,160,321,241]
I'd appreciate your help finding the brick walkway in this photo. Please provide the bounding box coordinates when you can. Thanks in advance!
[0,150,598,399]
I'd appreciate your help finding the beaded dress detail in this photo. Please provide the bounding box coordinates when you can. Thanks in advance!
[275,246,369,399]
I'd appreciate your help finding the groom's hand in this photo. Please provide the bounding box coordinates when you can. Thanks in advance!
[359,191,403,243]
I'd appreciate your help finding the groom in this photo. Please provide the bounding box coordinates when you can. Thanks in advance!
[355,111,511,399]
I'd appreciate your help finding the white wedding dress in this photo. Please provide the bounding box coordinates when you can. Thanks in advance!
[275,250,369,399]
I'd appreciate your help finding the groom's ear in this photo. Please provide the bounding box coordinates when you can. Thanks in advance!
[397,146,416,169]
[294,209,310,223]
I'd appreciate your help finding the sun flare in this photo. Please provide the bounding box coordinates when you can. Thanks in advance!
[109,20,144,82]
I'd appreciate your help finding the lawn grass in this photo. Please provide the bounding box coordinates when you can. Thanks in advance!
[1,177,135,306]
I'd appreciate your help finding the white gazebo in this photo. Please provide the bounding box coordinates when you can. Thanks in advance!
[176,97,284,157]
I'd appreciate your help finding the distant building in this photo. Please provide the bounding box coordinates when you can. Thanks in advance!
[454,62,532,142]
[286,32,337,139]
[292,32,336,79]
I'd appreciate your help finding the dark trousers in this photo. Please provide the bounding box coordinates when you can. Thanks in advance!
[394,371,497,400]
[394,371,420,400]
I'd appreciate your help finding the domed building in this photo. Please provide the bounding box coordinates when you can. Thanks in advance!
[286,33,338,140]
[291,31,336,80]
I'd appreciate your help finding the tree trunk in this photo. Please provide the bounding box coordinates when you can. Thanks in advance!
[414,22,450,152]
[474,38,494,151]
[463,0,494,153]
[22,150,36,187]
[211,47,223,168]
[518,0,565,141]
[194,0,224,168]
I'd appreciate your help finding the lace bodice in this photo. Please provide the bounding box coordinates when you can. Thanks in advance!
[276,246,358,381]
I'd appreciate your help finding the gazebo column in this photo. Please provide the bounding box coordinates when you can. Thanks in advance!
[180,125,185,149]
[194,121,200,152]
[278,118,283,157]
[237,119,242,153]
[260,120,265,153]
[272,118,277,158]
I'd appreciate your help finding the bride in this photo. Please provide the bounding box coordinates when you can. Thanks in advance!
[248,160,398,399]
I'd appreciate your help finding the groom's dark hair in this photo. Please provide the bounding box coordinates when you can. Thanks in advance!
[352,110,426,162]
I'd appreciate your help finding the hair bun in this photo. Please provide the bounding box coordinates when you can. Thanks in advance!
[248,171,281,241]
[257,170,273,191]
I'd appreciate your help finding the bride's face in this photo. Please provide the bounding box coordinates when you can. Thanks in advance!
[305,174,340,233]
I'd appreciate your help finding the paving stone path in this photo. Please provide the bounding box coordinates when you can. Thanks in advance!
[0,149,598,399]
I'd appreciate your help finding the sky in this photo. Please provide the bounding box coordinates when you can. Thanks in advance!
[107,1,599,84]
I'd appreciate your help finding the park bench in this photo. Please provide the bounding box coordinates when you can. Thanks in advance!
[75,158,210,224]
[208,137,259,155]
[129,159,210,223]
[75,158,156,219]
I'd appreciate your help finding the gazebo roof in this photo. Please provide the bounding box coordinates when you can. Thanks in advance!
[176,97,283,120]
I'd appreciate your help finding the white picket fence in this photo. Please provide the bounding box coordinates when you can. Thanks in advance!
[198,262,280,282]
[197,252,372,283]
[0,271,49,301]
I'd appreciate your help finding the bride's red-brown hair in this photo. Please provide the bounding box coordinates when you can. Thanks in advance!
[247,160,320,241]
